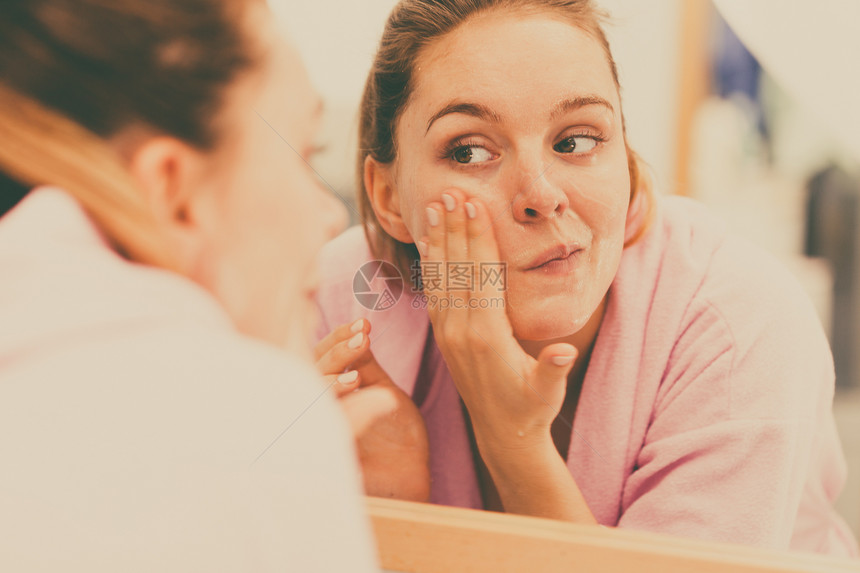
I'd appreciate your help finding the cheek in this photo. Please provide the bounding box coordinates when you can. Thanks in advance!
[563,155,632,248]
[580,174,630,288]
[237,148,313,240]
[572,149,630,212]
[396,162,507,240]
[215,151,317,291]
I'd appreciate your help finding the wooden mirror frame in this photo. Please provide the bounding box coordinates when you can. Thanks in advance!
[367,497,859,573]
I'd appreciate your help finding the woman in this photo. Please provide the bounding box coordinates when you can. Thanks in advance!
[315,0,859,556]
[0,0,389,570]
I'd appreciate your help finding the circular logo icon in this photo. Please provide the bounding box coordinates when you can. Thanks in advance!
[353,260,404,311]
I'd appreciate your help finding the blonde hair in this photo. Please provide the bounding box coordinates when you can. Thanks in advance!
[0,83,178,270]
[358,0,655,276]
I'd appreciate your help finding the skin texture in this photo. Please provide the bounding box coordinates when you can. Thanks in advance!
[352,9,635,520]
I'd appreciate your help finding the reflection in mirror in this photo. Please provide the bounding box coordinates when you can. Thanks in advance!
[290,0,860,558]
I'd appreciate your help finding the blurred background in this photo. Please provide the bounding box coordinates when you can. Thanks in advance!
[270,0,860,540]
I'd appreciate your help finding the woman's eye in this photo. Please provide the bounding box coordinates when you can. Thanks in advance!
[451,145,494,164]
[553,136,598,154]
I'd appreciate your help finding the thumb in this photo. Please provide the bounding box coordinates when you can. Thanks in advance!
[338,386,399,436]
[351,346,391,388]
[532,343,578,397]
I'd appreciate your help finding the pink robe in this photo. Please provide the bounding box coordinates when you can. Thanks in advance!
[316,194,859,557]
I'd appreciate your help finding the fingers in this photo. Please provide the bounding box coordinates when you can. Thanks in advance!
[423,202,445,298]
[349,344,393,388]
[419,191,508,337]
[314,318,370,374]
[464,197,509,332]
[465,198,502,284]
[532,343,578,403]
[315,318,395,391]
[314,317,368,360]
[322,369,361,398]
[442,191,468,260]
[441,191,469,312]
[338,386,399,437]
[422,190,472,325]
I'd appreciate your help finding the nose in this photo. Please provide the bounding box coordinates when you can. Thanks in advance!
[511,162,569,223]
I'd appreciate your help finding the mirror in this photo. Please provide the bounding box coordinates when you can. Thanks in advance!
[367,497,859,573]
[269,0,860,564]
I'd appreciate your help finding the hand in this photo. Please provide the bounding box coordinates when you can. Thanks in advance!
[315,319,431,502]
[414,190,597,523]
[416,189,578,456]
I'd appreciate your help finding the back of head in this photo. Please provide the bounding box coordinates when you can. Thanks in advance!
[0,0,259,268]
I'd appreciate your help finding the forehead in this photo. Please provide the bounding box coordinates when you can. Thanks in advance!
[409,10,619,120]
[251,21,320,136]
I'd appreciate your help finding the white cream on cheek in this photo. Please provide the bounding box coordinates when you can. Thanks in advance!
[389,151,627,345]
[393,145,508,244]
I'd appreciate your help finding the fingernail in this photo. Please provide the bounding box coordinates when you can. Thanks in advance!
[465,202,477,219]
[551,355,575,366]
[348,332,364,349]
[350,319,364,333]
[416,240,428,257]
[441,193,456,212]
[337,370,359,384]
[426,207,439,227]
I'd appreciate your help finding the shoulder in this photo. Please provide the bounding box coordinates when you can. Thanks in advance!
[315,226,375,330]
[0,323,375,570]
[654,195,828,360]
[318,225,375,285]
[631,195,833,418]
[11,313,341,458]
[626,194,824,341]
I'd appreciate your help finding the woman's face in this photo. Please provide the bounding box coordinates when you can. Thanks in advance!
[390,10,631,341]
[189,15,345,356]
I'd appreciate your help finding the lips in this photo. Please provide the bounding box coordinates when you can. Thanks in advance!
[303,266,321,299]
[524,243,582,271]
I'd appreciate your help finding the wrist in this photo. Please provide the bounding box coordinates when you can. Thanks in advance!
[473,423,558,475]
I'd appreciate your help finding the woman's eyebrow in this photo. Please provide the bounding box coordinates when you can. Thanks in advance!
[549,95,614,120]
[425,102,502,135]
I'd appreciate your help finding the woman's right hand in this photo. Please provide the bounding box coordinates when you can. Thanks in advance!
[315,319,431,502]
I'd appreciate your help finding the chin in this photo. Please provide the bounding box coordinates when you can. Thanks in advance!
[507,301,591,342]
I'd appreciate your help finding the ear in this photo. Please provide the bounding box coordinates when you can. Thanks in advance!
[364,155,413,243]
[125,136,210,268]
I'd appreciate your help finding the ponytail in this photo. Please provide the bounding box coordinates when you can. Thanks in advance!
[0,83,179,271]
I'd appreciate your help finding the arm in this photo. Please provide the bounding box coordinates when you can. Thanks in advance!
[479,437,596,523]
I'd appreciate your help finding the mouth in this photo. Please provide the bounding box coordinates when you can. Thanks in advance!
[304,286,319,301]
[524,243,583,273]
